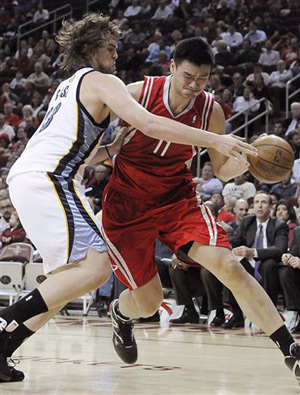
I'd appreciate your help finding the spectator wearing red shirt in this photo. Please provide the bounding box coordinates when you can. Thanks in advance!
[0,211,26,247]
[3,103,19,128]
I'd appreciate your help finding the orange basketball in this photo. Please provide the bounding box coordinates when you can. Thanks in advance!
[248,135,294,184]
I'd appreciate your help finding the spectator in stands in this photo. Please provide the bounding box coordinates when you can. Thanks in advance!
[274,199,298,248]
[145,37,171,64]
[19,80,36,106]
[234,39,259,66]
[194,161,223,200]
[223,191,288,328]
[280,227,300,333]
[14,47,30,70]
[245,63,269,86]
[14,39,33,60]
[11,126,29,153]
[286,129,300,160]
[33,2,49,25]
[0,83,19,108]
[211,192,235,223]
[281,37,300,66]
[88,164,110,213]
[268,59,293,113]
[0,210,26,247]
[285,102,300,136]
[232,86,260,115]
[258,39,280,67]
[270,172,297,199]
[0,113,15,141]
[0,197,14,235]
[223,23,243,52]
[214,91,232,133]
[222,88,233,108]
[230,72,244,100]
[215,40,235,67]
[223,173,256,201]
[3,103,19,128]
[244,21,267,47]
[152,0,174,20]
[27,61,50,89]
[271,120,285,138]
[228,198,250,234]
[10,71,26,91]
[123,22,147,49]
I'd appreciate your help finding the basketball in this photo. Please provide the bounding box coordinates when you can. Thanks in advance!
[248,135,294,184]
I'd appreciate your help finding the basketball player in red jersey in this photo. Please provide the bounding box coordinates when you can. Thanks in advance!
[102,38,300,383]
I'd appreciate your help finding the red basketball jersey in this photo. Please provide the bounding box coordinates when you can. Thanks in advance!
[109,75,214,201]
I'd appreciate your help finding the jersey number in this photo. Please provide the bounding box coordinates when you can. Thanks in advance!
[38,102,62,133]
[153,140,171,156]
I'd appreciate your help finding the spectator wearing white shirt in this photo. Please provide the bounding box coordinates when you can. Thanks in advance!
[123,0,143,18]
[232,86,260,114]
[0,113,15,141]
[268,59,293,113]
[152,0,174,20]
[223,174,256,200]
[223,24,243,51]
[194,162,223,201]
[258,40,280,67]
[33,2,49,24]
[244,21,267,47]
[285,102,300,136]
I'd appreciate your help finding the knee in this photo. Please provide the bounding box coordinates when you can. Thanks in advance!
[83,259,111,289]
[217,258,250,287]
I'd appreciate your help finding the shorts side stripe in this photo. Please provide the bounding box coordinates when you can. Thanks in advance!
[200,204,217,246]
[69,180,102,238]
[102,228,137,289]
[47,173,74,262]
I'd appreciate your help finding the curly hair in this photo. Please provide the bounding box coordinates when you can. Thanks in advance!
[55,13,120,74]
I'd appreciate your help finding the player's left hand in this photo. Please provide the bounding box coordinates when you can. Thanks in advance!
[109,126,132,156]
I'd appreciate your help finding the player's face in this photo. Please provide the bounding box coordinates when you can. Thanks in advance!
[92,38,118,74]
[253,193,271,221]
[170,60,211,99]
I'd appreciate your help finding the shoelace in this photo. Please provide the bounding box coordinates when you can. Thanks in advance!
[7,357,20,369]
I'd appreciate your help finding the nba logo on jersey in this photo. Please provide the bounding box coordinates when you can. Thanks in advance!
[192,115,197,123]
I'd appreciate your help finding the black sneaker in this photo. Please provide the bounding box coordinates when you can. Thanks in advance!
[0,366,24,382]
[284,342,300,384]
[0,354,12,381]
[111,300,137,364]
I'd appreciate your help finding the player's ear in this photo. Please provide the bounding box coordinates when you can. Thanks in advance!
[170,59,176,74]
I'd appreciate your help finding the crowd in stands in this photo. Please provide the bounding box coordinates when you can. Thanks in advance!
[0,0,300,329]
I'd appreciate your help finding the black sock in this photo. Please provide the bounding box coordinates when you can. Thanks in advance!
[3,323,34,357]
[270,325,295,356]
[0,289,48,333]
[115,300,130,321]
[216,308,225,319]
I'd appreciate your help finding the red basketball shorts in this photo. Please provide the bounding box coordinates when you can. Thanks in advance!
[101,187,230,290]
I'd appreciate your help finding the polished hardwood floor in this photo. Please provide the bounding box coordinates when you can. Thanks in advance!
[1,311,300,395]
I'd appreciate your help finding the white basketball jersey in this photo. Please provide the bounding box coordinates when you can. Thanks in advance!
[8,67,109,184]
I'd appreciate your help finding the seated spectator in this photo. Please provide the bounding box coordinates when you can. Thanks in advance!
[152,0,174,20]
[274,199,298,248]
[232,86,260,114]
[215,40,235,67]
[223,173,256,200]
[0,211,26,247]
[123,22,147,49]
[11,126,29,153]
[244,21,267,47]
[0,197,14,235]
[27,62,50,89]
[123,0,143,18]
[245,64,269,86]
[145,37,171,64]
[258,39,280,67]
[223,191,288,328]
[194,161,223,200]
[281,37,300,66]
[268,59,293,113]
[0,113,15,141]
[287,129,300,160]
[234,39,259,66]
[169,254,205,324]
[270,172,297,199]
[223,23,244,51]
[229,72,244,100]
[228,198,250,234]
[33,2,49,24]
[19,81,37,106]
[285,102,300,136]
[222,88,233,108]
[3,103,19,128]
[0,83,19,108]
[10,71,26,91]
[270,120,285,138]
[87,164,110,213]
[211,192,235,223]
[280,227,300,333]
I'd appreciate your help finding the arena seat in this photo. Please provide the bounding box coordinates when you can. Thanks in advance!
[0,262,24,305]
[0,242,34,264]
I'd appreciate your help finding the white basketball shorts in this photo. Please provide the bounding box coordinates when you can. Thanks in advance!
[8,172,108,274]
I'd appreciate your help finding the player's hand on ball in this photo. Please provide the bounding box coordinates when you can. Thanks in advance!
[217,134,258,159]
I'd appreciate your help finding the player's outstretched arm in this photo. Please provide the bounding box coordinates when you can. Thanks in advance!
[88,72,257,159]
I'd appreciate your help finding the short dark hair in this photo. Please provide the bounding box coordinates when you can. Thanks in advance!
[173,38,214,68]
[274,199,297,223]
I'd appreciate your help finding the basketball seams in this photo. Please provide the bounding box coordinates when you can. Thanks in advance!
[252,143,294,159]
[249,156,294,170]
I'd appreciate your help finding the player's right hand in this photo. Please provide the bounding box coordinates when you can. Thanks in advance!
[216,134,258,159]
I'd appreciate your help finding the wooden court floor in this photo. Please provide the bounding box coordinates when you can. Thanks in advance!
[1,315,300,395]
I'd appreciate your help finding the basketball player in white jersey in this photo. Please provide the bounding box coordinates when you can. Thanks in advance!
[0,13,257,382]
